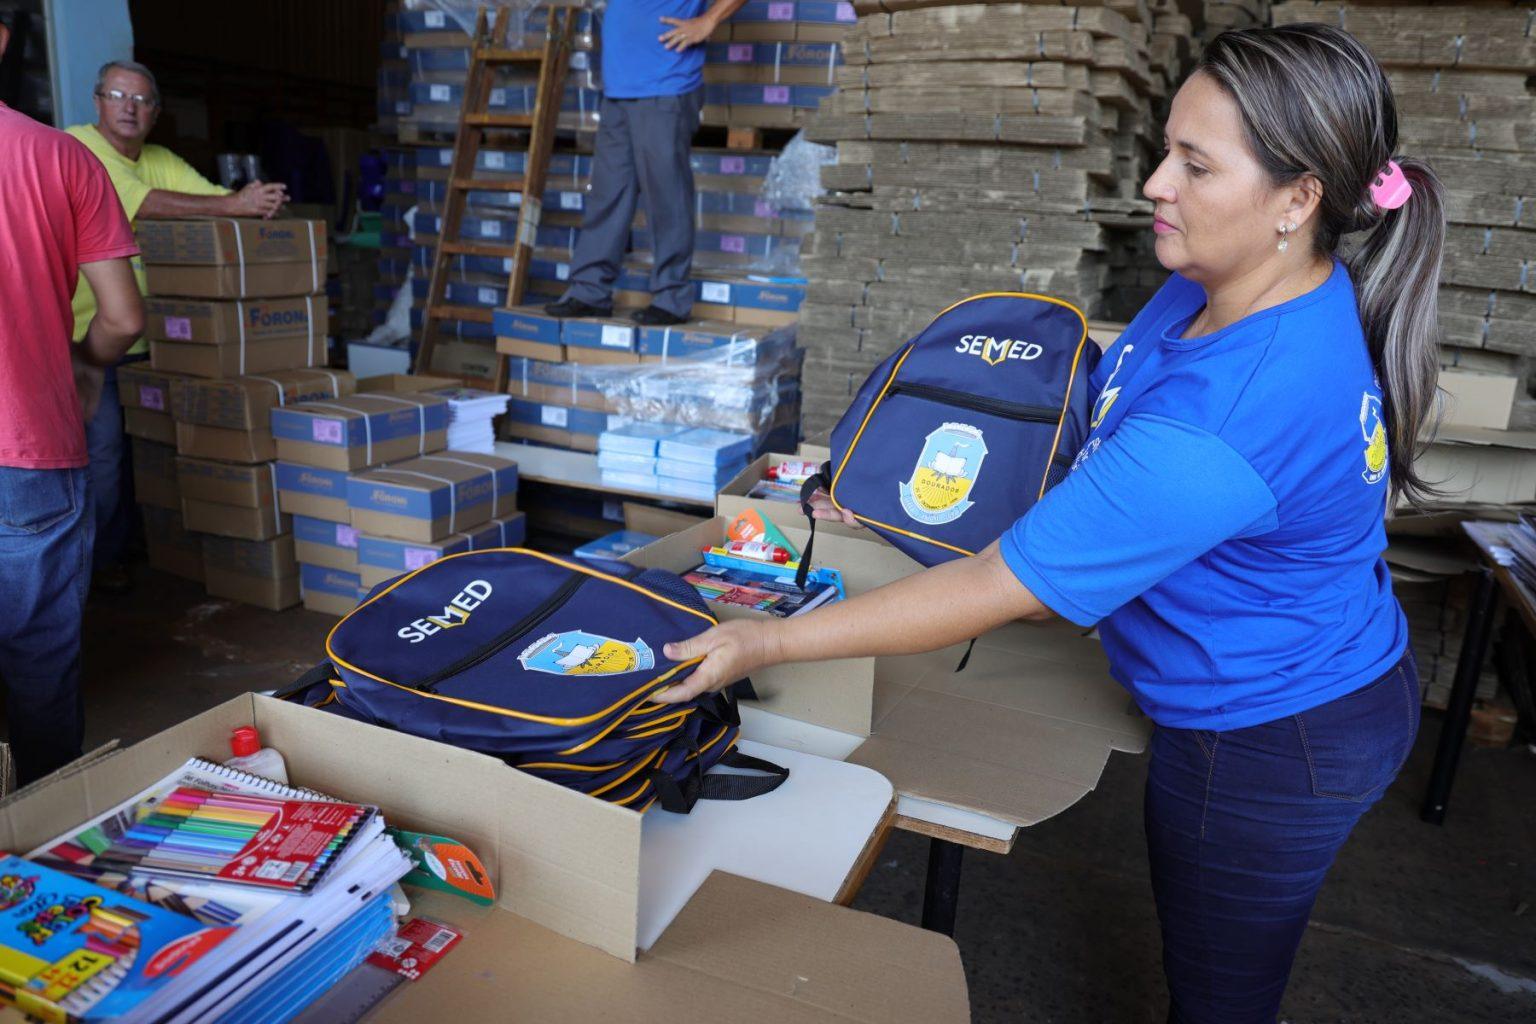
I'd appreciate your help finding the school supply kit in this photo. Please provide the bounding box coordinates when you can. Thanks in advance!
[795,292,1098,579]
[1,757,414,1023]
[280,549,789,814]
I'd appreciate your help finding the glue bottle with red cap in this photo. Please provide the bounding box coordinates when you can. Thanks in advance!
[226,726,290,784]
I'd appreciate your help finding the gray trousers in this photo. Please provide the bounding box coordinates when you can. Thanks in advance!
[561,89,702,318]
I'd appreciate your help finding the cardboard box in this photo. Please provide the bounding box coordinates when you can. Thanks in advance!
[149,333,324,379]
[0,694,970,1021]
[171,368,355,431]
[1440,370,1520,431]
[272,393,450,471]
[357,513,527,589]
[145,264,324,300]
[300,563,363,616]
[495,335,567,363]
[124,407,176,445]
[202,532,298,580]
[182,496,289,541]
[563,317,638,354]
[717,448,869,543]
[175,422,275,464]
[136,218,328,267]
[276,462,352,523]
[347,453,519,543]
[294,514,360,572]
[625,516,908,734]
[118,364,185,413]
[501,422,599,452]
[357,373,461,394]
[131,437,181,509]
[175,457,279,509]
[144,295,328,346]
[493,305,562,345]
[141,504,204,583]
[204,566,301,610]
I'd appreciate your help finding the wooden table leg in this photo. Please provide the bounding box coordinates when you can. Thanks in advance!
[1421,567,1499,825]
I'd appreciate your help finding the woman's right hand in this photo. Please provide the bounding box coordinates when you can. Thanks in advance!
[806,488,861,529]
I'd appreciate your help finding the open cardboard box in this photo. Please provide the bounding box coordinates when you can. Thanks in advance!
[0,697,967,1022]
[624,516,917,736]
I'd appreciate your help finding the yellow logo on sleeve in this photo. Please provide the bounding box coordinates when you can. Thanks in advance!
[1360,393,1388,485]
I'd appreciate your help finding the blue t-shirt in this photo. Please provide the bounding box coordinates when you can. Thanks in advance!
[1000,259,1407,730]
[601,0,708,99]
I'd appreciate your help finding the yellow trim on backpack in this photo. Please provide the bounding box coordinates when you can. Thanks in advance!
[321,547,715,727]
[828,291,1090,559]
[518,757,629,773]
[590,749,664,798]
[625,708,693,736]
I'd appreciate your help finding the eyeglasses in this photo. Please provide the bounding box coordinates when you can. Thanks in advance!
[96,88,156,107]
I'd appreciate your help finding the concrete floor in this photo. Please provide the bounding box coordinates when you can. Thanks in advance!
[36,564,1536,1022]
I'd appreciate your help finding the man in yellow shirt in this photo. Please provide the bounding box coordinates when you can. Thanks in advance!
[69,60,286,592]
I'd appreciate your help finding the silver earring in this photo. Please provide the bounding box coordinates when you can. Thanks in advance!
[1277,222,1293,253]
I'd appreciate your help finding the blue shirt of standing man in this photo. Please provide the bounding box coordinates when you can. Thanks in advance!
[548,0,746,327]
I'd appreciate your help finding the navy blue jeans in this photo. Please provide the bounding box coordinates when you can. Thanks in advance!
[0,466,92,784]
[1145,653,1420,1023]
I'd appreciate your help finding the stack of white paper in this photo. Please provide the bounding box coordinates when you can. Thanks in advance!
[431,387,511,453]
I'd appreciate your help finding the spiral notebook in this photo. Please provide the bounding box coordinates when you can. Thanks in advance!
[40,760,376,894]
[26,758,412,1024]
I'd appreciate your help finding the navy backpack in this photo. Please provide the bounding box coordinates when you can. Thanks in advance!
[280,549,786,814]
[798,292,1097,577]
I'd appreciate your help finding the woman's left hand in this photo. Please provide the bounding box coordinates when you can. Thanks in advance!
[655,619,786,703]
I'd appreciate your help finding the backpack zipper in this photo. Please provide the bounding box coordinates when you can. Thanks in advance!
[887,381,1060,423]
[413,573,589,693]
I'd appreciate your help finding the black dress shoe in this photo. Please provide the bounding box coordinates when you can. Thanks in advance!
[629,305,688,326]
[544,297,613,318]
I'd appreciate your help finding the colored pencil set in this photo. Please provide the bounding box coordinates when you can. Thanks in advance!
[56,786,373,894]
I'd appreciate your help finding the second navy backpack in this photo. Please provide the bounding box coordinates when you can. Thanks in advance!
[801,292,1098,570]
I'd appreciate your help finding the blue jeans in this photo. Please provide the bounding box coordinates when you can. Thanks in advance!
[84,357,145,569]
[1145,652,1420,1023]
[0,467,92,784]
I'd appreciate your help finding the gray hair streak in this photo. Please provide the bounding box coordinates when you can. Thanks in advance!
[1197,24,1446,509]
[95,59,159,105]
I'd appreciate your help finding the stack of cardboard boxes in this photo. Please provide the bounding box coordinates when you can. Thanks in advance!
[120,217,340,608]
[270,385,526,615]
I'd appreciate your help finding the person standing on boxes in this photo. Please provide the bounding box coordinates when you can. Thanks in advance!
[67,60,289,594]
[0,17,145,784]
[544,0,747,327]
[656,26,1448,1023]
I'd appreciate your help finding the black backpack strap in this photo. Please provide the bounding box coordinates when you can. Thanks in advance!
[646,679,789,812]
[272,660,339,702]
[795,461,834,590]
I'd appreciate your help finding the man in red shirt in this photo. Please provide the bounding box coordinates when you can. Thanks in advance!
[0,16,145,783]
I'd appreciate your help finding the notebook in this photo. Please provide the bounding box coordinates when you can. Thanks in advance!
[28,758,412,1024]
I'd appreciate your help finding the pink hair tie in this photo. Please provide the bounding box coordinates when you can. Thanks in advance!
[1370,160,1411,211]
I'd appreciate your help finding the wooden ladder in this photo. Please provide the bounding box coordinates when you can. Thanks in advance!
[414,3,578,391]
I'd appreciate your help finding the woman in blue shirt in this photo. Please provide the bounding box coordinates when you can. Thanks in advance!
[654,24,1446,1023]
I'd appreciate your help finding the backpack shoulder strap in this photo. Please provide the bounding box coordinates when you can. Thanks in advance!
[794,461,834,590]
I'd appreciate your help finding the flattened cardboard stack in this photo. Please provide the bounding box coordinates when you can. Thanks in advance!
[798,1,1168,438]
[1273,2,1536,433]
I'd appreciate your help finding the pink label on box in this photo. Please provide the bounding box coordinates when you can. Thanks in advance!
[336,525,358,549]
[720,156,746,174]
[754,199,775,218]
[312,419,344,444]
[764,85,790,104]
[721,234,747,253]
[767,2,793,19]
[164,316,193,341]
[836,1,855,20]
[140,386,165,412]
[404,547,437,570]
[728,43,753,62]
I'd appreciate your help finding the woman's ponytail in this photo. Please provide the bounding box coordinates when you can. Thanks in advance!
[1346,158,1446,509]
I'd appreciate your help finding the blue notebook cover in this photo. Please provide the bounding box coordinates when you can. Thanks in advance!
[0,854,227,1021]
